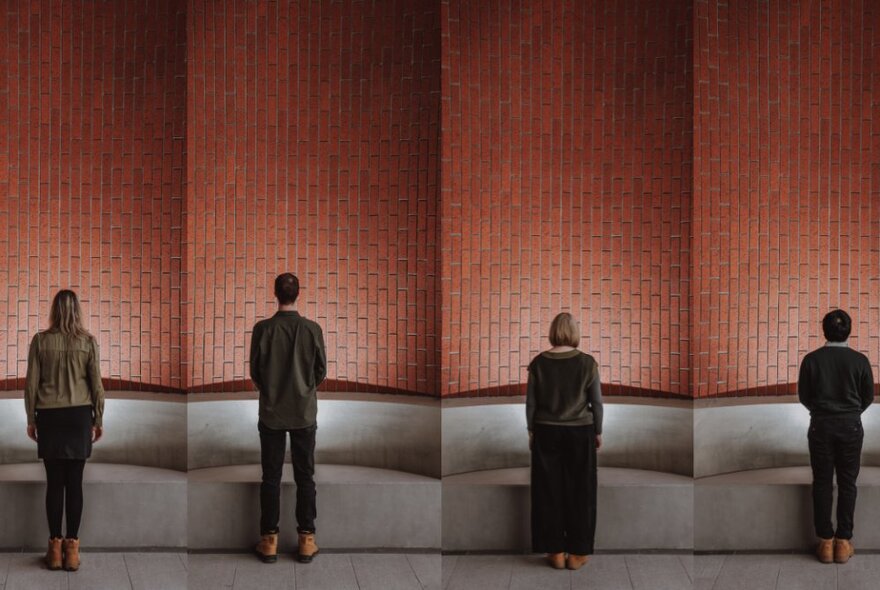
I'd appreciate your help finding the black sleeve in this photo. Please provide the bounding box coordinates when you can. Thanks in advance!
[797,356,812,411]
[587,359,603,435]
[860,360,875,412]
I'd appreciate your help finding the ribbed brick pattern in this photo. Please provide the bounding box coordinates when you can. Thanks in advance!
[187,0,440,393]
[440,0,693,397]
[693,0,880,397]
[0,0,186,391]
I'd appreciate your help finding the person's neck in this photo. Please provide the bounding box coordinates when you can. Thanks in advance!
[548,345,575,353]
[278,304,296,312]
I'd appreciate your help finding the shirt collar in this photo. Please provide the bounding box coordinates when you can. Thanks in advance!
[825,341,849,347]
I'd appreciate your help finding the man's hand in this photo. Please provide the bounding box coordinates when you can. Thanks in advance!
[27,425,37,442]
[92,426,103,443]
[595,434,603,450]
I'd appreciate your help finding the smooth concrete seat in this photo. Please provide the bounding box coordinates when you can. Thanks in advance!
[0,463,186,550]
[442,466,693,551]
[187,464,440,550]
[695,466,880,550]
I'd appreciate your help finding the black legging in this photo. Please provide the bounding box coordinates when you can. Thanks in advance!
[43,459,85,539]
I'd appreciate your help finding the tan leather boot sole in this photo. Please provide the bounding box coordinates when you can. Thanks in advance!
[816,539,834,564]
[834,539,855,564]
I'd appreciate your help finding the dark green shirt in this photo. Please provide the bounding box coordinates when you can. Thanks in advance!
[798,343,874,418]
[526,349,603,434]
[249,310,327,430]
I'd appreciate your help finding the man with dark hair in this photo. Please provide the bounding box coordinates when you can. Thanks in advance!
[798,309,874,564]
[251,273,327,564]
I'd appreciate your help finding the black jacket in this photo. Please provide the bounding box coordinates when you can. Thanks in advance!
[798,344,874,418]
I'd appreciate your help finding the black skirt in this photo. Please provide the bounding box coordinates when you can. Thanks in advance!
[35,405,94,460]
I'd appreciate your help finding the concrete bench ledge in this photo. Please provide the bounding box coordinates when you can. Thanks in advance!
[0,462,186,550]
[442,466,693,552]
[695,466,880,551]
[187,464,441,551]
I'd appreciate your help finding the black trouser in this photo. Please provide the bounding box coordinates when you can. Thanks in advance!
[808,415,864,540]
[43,459,86,539]
[530,424,597,555]
[259,422,317,535]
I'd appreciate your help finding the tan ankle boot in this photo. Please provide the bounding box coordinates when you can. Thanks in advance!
[44,538,63,570]
[546,552,565,569]
[834,538,855,564]
[63,538,80,571]
[255,532,278,563]
[566,554,589,570]
[816,538,834,564]
[297,532,319,563]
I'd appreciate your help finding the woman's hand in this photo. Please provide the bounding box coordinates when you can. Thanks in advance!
[595,434,602,450]
[92,426,103,443]
[27,425,38,442]
[528,430,534,451]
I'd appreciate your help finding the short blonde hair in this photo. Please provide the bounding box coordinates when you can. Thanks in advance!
[548,312,580,347]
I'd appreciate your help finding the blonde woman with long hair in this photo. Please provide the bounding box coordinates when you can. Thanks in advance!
[24,289,105,571]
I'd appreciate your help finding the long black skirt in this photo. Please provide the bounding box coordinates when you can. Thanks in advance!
[35,405,94,460]
[530,423,597,555]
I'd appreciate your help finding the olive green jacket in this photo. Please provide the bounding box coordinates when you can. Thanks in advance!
[24,331,106,426]
[249,310,327,430]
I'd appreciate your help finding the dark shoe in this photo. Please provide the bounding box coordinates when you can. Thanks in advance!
[834,538,855,564]
[566,554,589,570]
[62,538,80,571]
[44,538,63,570]
[816,538,834,564]
[546,553,565,569]
[297,532,319,563]
[255,533,278,563]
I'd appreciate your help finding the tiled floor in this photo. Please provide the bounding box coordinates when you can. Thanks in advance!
[0,552,188,590]
[5,552,878,589]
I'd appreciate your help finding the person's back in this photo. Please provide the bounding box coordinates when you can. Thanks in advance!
[798,345,873,418]
[250,310,326,430]
[251,273,326,566]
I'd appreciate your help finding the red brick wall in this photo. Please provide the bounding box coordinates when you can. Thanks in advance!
[0,0,186,391]
[693,0,880,397]
[440,0,693,397]
[187,0,440,393]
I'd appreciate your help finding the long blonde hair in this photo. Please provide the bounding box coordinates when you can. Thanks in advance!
[48,289,91,340]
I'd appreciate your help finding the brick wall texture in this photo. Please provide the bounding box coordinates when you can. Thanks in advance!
[440,0,693,397]
[2,0,878,399]
[0,0,186,391]
[693,0,880,397]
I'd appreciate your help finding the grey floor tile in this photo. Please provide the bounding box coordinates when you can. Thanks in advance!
[294,553,359,590]
[406,554,441,590]
[836,554,880,590]
[0,552,11,590]
[230,556,294,590]
[445,555,512,590]
[3,554,67,590]
[570,554,634,590]
[508,555,570,590]
[625,555,693,590]
[710,554,780,590]
[67,553,132,590]
[441,555,459,590]
[680,554,694,583]
[694,555,725,583]
[775,555,837,590]
[124,553,187,590]
[188,554,236,590]
[351,554,422,590]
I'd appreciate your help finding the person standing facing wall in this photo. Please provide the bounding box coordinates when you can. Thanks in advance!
[798,309,875,564]
[250,273,327,564]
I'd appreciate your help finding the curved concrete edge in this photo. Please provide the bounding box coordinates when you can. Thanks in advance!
[441,467,693,551]
[187,398,440,477]
[442,402,693,477]
[694,403,880,478]
[695,466,880,550]
[187,464,440,550]
[0,399,187,471]
[0,463,186,549]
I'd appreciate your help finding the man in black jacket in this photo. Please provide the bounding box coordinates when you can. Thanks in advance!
[798,309,874,564]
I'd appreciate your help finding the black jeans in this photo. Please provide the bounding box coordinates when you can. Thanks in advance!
[259,422,317,535]
[43,459,86,539]
[530,424,597,555]
[808,416,864,540]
